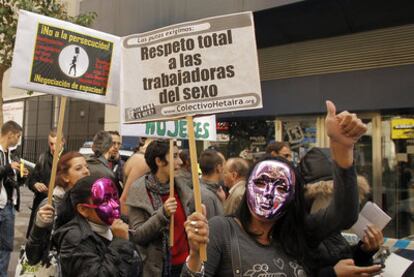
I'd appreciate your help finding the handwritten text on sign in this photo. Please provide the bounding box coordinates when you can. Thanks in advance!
[121,115,217,141]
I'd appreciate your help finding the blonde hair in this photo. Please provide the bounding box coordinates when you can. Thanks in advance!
[357,175,370,203]
[306,175,371,214]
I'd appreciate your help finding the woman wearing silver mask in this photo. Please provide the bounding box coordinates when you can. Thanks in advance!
[183,101,368,276]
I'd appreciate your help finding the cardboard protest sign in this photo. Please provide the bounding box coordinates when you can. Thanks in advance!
[121,11,261,122]
[10,10,120,105]
[121,115,217,141]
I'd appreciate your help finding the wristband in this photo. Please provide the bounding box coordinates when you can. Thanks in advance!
[185,255,204,276]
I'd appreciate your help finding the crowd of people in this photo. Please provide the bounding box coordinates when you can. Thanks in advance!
[0,101,391,276]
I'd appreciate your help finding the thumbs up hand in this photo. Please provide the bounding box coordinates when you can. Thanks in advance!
[325,100,367,149]
[325,100,367,168]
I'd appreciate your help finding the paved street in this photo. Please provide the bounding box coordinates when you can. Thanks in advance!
[7,186,33,276]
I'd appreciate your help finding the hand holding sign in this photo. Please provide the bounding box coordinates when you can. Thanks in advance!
[184,205,208,272]
[10,161,20,171]
[360,224,384,252]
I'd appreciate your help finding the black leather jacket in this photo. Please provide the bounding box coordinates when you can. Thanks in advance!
[0,148,26,211]
[314,234,376,276]
[53,214,142,277]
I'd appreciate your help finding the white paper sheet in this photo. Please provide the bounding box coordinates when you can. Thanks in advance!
[351,201,392,239]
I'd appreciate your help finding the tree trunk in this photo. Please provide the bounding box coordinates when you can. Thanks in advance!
[0,67,4,125]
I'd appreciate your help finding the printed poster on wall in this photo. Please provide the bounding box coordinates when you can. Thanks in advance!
[3,101,24,127]
[391,118,414,139]
[10,10,120,105]
[121,11,262,123]
[121,115,217,141]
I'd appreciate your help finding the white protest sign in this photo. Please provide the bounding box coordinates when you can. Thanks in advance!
[121,11,262,123]
[10,10,120,105]
[121,115,217,141]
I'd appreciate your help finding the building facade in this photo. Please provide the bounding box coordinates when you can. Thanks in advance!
[76,0,414,238]
[4,0,414,238]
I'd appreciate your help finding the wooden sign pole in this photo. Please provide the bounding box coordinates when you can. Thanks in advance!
[186,116,207,261]
[169,139,175,247]
[47,96,67,205]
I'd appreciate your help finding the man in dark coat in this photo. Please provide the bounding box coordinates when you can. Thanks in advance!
[87,130,123,195]
[108,131,125,188]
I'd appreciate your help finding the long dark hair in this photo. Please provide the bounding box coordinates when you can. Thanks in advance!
[56,175,100,228]
[236,156,312,269]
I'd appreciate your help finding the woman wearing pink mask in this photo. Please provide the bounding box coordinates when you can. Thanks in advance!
[26,151,90,265]
[53,175,141,276]
[182,101,370,276]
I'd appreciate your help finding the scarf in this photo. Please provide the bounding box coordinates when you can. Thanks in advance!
[145,174,171,277]
[52,186,66,214]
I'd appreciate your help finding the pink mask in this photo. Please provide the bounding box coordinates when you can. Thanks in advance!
[84,178,120,225]
[246,160,295,221]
